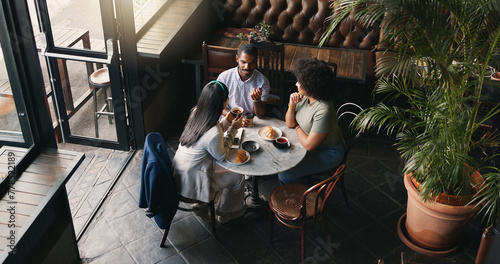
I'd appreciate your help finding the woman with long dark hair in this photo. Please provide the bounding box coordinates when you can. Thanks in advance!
[173,81,247,223]
[278,58,344,185]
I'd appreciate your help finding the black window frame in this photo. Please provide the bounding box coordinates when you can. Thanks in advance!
[0,0,57,196]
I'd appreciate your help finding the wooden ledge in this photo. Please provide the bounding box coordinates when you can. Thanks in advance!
[136,0,204,58]
[0,146,84,261]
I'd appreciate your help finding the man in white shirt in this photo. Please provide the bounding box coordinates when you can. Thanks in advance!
[217,43,270,125]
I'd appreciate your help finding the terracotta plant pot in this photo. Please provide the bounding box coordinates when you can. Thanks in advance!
[491,72,500,82]
[475,227,497,264]
[402,173,481,253]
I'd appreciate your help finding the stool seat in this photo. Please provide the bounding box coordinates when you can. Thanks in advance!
[90,68,110,86]
[89,67,113,138]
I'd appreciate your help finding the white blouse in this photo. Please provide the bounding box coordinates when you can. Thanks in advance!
[172,119,236,203]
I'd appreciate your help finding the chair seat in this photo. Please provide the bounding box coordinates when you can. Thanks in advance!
[268,165,345,263]
[269,184,321,219]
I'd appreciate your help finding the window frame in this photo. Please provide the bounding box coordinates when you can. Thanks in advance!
[0,0,57,195]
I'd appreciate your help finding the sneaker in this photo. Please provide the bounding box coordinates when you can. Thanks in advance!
[190,203,211,223]
[216,206,247,224]
[190,203,208,210]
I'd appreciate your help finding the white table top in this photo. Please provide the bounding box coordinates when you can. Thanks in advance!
[217,117,307,176]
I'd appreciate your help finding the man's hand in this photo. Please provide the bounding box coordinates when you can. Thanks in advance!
[250,87,262,101]
[242,116,251,127]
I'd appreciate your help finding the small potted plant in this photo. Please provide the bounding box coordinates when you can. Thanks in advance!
[322,0,500,256]
[238,21,272,42]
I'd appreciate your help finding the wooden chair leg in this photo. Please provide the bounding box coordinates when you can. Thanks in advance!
[209,201,217,239]
[339,175,349,207]
[301,226,306,264]
[160,229,168,247]
[269,210,275,243]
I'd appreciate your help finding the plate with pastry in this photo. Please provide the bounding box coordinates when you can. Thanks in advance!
[225,149,250,165]
[258,126,282,141]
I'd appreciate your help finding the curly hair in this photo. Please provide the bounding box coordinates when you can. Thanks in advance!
[292,58,335,101]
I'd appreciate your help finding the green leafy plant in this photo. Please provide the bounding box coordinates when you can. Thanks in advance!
[238,21,272,42]
[323,0,500,228]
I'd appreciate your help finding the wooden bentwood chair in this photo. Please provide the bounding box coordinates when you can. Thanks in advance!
[140,133,218,247]
[269,164,346,264]
[305,102,364,207]
[202,41,238,85]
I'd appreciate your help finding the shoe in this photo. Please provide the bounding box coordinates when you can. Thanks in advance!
[190,203,209,210]
[216,206,247,224]
[190,203,211,223]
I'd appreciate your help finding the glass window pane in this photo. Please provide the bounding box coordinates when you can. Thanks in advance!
[0,42,22,138]
[29,1,105,53]
[133,0,168,33]
[66,63,118,141]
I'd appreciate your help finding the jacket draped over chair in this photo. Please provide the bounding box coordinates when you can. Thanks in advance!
[139,132,179,230]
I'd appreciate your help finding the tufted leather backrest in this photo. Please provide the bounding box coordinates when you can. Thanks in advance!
[222,0,379,49]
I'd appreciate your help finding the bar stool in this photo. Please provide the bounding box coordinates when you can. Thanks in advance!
[89,67,113,138]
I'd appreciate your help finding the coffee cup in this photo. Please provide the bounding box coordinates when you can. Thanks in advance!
[231,106,244,118]
[243,112,254,127]
[273,137,289,148]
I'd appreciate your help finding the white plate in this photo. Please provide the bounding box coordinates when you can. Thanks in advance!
[225,149,250,165]
[258,126,282,141]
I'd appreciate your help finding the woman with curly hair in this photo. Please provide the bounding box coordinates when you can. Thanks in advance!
[278,58,344,185]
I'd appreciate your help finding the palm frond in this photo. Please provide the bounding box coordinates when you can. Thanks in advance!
[329,0,500,226]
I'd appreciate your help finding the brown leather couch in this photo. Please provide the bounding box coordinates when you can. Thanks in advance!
[219,0,380,51]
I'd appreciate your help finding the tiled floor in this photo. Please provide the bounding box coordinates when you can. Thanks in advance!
[61,143,133,239]
[75,134,484,264]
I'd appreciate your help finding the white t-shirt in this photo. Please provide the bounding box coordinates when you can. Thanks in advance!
[217,66,270,113]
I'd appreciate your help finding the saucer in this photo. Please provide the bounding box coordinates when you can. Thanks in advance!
[242,141,260,152]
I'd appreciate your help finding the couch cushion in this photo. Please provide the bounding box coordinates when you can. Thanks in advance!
[221,0,379,49]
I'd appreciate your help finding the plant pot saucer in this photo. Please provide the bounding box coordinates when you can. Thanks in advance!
[397,213,461,257]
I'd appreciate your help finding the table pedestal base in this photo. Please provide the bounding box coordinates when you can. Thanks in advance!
[245,193,267,209]
[244,175,267,209]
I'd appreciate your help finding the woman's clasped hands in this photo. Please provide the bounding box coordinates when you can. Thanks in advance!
[225,112,243,130]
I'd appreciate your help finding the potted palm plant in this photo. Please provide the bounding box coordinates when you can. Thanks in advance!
[321,0,500,256]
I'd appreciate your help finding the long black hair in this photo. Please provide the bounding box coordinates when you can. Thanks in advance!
[179,81,229,147]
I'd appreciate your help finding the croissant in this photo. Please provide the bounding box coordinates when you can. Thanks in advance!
[263,126,274,139]
[235,150,247,164]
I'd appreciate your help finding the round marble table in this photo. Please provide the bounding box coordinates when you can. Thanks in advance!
[217,117,307,208]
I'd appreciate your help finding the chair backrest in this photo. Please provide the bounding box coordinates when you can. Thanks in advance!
[327,62,338,77]
[202,41,238,85]
[251,40,285,110]
[140,132,179,232]
[337,102,363,152]
[302,164,346,219]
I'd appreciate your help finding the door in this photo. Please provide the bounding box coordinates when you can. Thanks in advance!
[32,0,129,150]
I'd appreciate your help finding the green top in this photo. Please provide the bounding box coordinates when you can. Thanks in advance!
[295,96,342,147]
